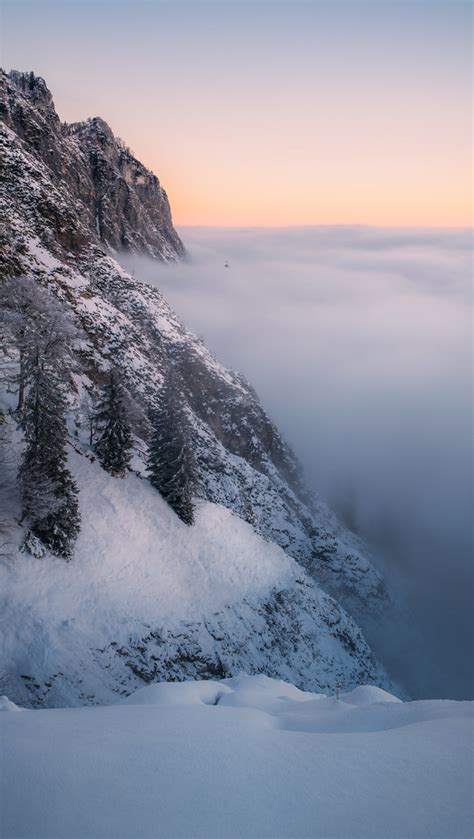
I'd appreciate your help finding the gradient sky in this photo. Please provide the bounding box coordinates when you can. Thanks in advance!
[1,0,472,226]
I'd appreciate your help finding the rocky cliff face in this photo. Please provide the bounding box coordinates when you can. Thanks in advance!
[0,70,396,706]
[1,70,184,261]
[64,116,184,259]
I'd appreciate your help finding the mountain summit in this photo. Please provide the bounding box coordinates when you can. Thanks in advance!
[1,70,184,261]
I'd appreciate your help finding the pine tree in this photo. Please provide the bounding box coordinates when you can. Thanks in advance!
[2,277,81,559]
[147,371,196,525]
[0,411,15,557]
[19,362,80,559]
[93,369,133,476]
[1,277,77,412]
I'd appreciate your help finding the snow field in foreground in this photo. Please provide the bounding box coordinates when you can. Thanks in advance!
[1,674,472,839]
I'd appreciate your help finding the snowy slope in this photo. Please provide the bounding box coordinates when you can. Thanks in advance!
[0,449,389,707]
[1,675,472,839]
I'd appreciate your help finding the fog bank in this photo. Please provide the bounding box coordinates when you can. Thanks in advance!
[119,226,473,699]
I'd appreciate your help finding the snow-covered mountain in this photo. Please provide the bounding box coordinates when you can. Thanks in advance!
[1,69,395,706]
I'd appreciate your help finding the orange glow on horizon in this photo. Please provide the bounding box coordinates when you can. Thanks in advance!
[3,0,471,231]
[167,186,472,229]
[155,153,472,229]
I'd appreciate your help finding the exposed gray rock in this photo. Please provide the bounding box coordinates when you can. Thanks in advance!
[1,69,184,261]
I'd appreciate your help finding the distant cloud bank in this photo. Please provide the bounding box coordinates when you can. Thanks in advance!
[119,226,473,699]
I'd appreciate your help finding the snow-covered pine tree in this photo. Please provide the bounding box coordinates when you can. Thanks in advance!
[19,358,80,559]
[0,411,15,557]
[1,277,81,558]
[93,369,133,476]
[1,277,76,412]
[1,277,41,412]
[147,369,196,525]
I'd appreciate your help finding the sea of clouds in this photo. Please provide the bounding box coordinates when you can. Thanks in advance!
[119,226,472,700]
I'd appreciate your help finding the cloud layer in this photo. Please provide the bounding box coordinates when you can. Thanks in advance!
[119,226,472,699]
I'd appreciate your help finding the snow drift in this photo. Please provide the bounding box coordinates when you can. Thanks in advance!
[1,674,472,839]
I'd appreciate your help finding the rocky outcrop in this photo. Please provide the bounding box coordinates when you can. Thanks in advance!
[0,69,184,261]
[65,117,184,259]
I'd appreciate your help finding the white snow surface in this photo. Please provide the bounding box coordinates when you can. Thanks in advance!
[1,674,472,839]
[0,696,23,712]
[0,451,290,686]
[1,448,388,706]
